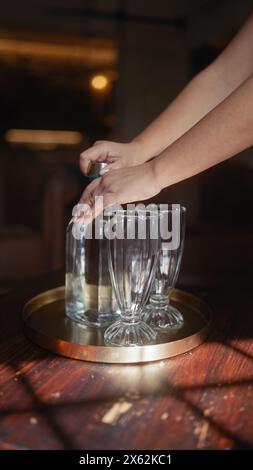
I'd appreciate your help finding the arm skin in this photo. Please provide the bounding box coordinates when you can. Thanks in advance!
[80,11,253,173]
[133,11,253,161]
[80,73,253,213]
[79,12,253,215]
[153,73,253,191]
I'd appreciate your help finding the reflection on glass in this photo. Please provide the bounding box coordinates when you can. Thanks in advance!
[65,217,118,328]
[143,206,186,330]
[104,211,159,347]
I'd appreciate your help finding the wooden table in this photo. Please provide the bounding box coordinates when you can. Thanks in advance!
[0,271,253,450]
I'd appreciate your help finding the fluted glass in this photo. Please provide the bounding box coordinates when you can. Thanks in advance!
[104,210,159,347]
[143,206,186,330]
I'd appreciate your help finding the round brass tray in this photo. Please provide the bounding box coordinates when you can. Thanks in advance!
[22,287,212,364]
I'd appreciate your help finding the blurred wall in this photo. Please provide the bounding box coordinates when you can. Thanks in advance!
[0,0,252,288]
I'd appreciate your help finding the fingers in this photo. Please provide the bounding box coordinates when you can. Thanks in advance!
[79,177,101,204]
[80,141,122,174]
[77,178,101,224]
[78,175,117,222]
[80,142,109,174]
[100,162,119,173]
[90,192,115,220]
[80,145,104,174]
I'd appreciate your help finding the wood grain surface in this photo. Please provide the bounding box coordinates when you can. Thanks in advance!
[0,271,253,450]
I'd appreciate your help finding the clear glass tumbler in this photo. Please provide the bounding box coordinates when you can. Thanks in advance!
[65,214,118,327]
[104,210,159,347]
[142,205,186,330]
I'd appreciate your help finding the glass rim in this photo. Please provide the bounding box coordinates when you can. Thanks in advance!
[104,209,159,218]
[105,205,186,216]
[155,205,186,214]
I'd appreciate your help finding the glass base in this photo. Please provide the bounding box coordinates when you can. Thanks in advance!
[66,305,118,328]
[104,319,157,347]
[142,304,184,331]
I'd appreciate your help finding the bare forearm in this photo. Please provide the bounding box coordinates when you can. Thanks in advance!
[133,65,235,160]
[79,74,253,217]
[134,12,253,162]
[153,75,253,190]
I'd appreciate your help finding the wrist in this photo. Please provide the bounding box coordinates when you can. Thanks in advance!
[148,159,162,195]
[131,138,150,164]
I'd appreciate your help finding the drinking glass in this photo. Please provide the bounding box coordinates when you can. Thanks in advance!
[104,210,159,347]
[65,214,118,327]
[143,205,186,330]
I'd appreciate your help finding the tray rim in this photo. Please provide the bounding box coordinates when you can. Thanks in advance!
[22,286,212,364]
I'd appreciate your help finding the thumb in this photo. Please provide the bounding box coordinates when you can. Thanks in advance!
[80,142,111,174]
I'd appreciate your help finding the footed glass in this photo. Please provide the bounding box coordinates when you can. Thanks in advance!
[142,206,186,331]
[104,210,159,347]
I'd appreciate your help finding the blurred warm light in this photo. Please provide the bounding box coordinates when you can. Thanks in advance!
[5,129,83,150]
[90,74,109,91]
[0,32,118,67]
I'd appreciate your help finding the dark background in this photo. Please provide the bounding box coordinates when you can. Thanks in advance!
[0,0,252,293]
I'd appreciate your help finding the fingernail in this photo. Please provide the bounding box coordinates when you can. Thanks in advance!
[73,213,92,225]
[73,206,90,219]
[100,168,109,175]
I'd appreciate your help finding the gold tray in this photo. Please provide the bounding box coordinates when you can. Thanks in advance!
[22,287,212,364]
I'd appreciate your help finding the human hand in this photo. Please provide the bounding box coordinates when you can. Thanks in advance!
[80,140,148,175]
[79,161,161,220]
